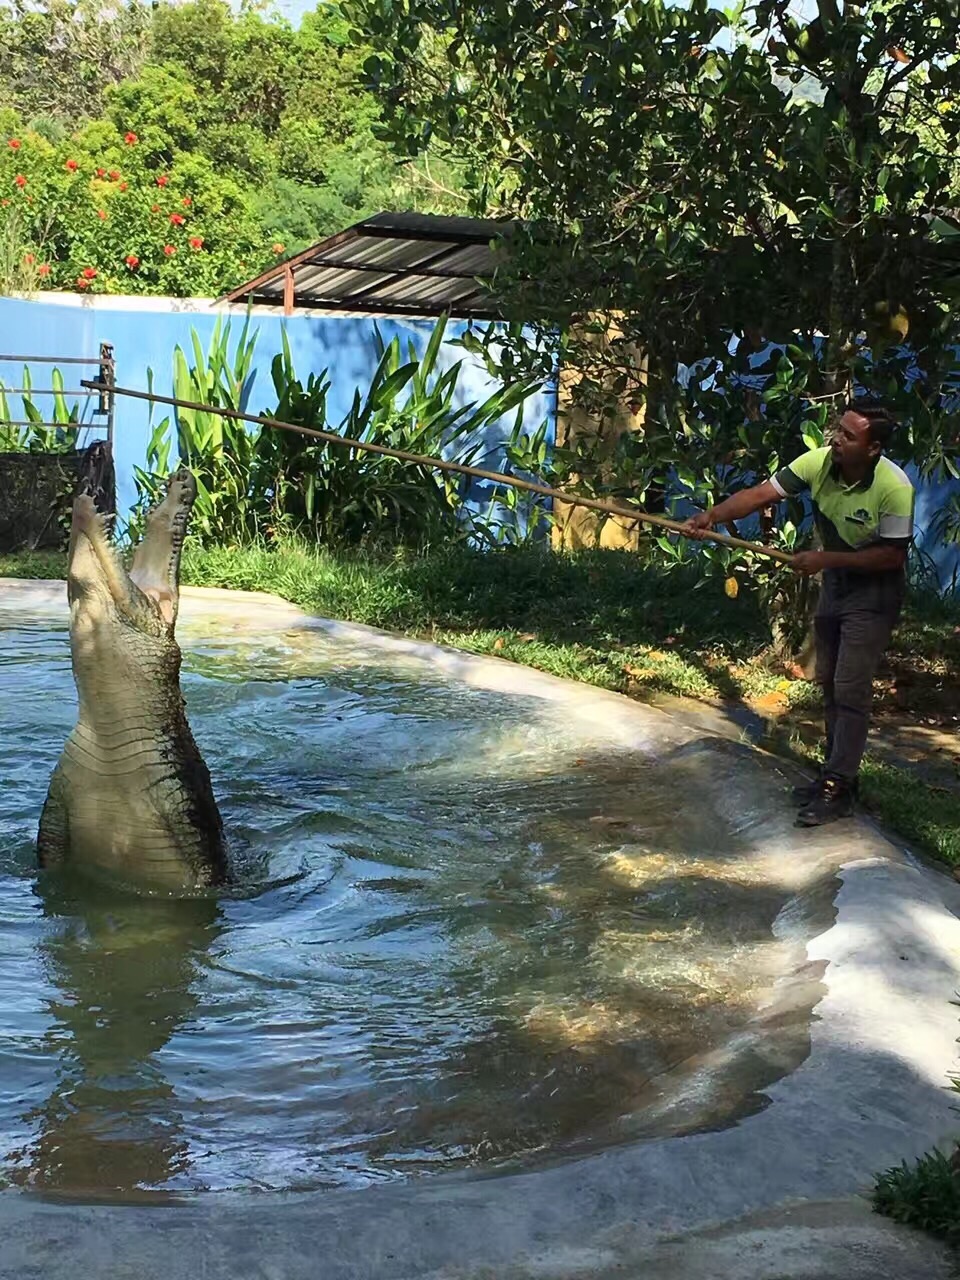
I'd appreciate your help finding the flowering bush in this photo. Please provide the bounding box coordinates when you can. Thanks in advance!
[0,111,280,295]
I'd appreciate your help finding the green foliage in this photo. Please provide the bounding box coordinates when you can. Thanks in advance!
[0,363,82,453]
[133,314,544,550]
[0,0,471,296]
[348,0,960,615]
[874,1145,960,1243]
[0,0,152,123]
[0,124,266,293]
[132,316,260,544]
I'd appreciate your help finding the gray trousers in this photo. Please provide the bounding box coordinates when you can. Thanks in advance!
[814,609,897,783]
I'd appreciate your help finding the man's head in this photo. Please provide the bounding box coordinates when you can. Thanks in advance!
[830,401,897,477]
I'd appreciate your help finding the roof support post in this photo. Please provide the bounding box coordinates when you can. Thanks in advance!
[283,262,294,315]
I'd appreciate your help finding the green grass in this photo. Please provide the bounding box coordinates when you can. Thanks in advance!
[4,539,960,865]
[858,759,960,866]
[0,549,67,579]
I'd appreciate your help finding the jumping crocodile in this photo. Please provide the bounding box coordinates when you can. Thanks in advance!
[37,470,227,892]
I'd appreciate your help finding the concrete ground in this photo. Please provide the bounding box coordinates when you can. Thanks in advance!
[2,582,959,1279]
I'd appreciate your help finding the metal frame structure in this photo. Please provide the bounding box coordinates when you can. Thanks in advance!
[220,213,517,318]
[0,342,115,442]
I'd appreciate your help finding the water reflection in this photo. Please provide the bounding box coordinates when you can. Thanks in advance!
[9,875,220,1201]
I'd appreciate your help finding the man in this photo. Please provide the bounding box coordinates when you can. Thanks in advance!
[682,402,915,826]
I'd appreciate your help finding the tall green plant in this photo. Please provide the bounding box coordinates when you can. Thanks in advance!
[260,314,544,549]
[134,313,545,551]
[132,316,260,544]
[0,365,82,453]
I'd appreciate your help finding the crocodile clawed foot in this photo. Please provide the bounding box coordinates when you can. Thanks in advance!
[72,491,110,538]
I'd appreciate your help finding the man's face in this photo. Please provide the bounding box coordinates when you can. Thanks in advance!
[830,410,879,473]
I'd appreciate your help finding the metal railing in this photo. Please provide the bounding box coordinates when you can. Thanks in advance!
[0,342,115,442]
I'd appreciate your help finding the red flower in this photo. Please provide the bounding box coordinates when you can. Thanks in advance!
[22,252,35,266]
[1,199,9,206]
[97,209,107,220]
[151,203,161,213]
[96,168,106,178]
[272,242,285,254]
[118,182,128,192]
[125,254,140,270]
[81,266,97,279]
[181,196,192,207]
[124,132,138,145]
[14,174,26,188]
[65,158,79,172]
[109,169,121,181]
[75,277,91,290]
[156,174,169,187]
[163,244,176,256]
[37,263,51,277]
[189,235,204,250]
[8,138,21,150]
[169,212,185,226]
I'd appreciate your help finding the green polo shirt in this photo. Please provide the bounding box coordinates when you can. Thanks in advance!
[771,446,915,613]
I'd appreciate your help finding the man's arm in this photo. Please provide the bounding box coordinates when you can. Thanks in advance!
[792,544,907,576]
[681,479,783,537]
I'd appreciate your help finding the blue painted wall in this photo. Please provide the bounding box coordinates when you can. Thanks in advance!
[1,293,956,590]
[0,294,556,531]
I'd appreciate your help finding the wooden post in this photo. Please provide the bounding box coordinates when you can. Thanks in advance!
[552,312,648,552]
[283,264,295,316]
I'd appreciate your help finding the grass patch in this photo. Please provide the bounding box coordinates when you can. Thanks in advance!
[874,1145,960,1244]
[858,758,960,866]
[0,550,67,579]
[180,540,770,651]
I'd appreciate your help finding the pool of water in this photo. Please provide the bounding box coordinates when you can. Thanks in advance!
[0,602,824,1200]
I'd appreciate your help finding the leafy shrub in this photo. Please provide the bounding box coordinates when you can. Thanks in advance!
[133,314,545,550]
[874,1145,960,1243]
[0,122,267,295]
[0,364,83,453]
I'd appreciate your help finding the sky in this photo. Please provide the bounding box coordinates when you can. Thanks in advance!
[261,0,820,31]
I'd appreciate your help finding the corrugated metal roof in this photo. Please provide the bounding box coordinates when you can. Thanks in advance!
[220,212,517,318]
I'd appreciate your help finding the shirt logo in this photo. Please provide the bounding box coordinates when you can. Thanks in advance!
[845,508,871,525]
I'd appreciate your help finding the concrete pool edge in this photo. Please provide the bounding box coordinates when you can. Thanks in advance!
[2,578,959,1278]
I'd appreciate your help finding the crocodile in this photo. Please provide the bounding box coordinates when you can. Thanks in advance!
[37,469,227,892]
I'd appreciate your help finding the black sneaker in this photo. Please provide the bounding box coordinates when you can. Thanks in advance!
[791,775,859,806]
[796,777,854,827]
[792,776,823,805]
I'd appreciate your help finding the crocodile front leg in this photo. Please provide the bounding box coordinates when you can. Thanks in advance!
[37,765,70,867]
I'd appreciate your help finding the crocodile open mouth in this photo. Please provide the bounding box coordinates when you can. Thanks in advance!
[74,441,117,524]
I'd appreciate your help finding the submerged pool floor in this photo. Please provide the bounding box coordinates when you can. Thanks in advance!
[1,595,827,1199]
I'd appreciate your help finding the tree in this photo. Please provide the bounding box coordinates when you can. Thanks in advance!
[346,1,960,495]
[0,1,476,294]
[0,0,152,123]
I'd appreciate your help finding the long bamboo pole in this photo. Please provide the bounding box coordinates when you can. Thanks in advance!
[81,379,795,566]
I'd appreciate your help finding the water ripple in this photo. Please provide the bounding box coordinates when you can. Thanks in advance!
[0,618,806,1198]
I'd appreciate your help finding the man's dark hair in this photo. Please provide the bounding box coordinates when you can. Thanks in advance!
[847,399,898,449]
